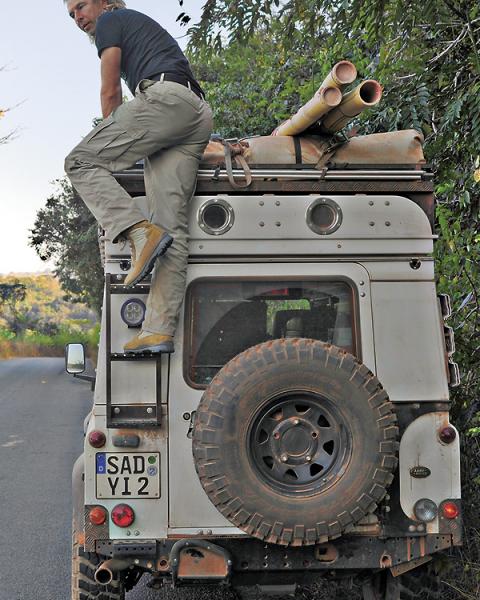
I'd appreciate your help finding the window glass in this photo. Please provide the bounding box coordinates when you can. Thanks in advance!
[185,280,356,387]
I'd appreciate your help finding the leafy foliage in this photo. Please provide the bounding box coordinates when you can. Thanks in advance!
[0,282,27,334]
[0,273,97,337]
[29,178,103,313]
[0,273,98,359]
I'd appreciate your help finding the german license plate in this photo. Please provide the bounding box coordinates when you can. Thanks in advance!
[96,452,160,499]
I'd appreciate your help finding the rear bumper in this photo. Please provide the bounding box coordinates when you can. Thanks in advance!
[94,531,460,584]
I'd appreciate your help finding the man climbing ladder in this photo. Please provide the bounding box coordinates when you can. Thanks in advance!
[64,0,213,354]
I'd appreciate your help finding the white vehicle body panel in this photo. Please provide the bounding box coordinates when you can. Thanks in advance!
[370,282,449,402]
[399,412,461,533]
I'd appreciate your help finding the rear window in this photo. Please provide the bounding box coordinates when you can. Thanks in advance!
[185,280,357,388]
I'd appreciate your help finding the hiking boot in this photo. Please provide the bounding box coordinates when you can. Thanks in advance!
[124,331,174,354]
[124,221,173,287]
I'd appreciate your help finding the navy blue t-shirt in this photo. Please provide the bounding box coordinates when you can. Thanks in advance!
[95,9,202,96]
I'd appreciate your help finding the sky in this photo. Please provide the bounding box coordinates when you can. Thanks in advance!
[0,0,203,274]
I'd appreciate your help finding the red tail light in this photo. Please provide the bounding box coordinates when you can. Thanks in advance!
[438,425,456,444]
[89,506,107,526]
[111,504,135,528]
[88,430,106,448]
[442,502,459,519]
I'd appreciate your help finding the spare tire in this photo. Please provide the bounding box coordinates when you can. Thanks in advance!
[193,339,399,546]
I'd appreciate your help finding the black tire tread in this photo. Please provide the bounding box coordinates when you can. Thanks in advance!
[193,339,399,546]
[72,533,125,600]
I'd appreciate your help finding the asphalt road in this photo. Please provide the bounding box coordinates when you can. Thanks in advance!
[0,358,91,600]
[0,358,240,600]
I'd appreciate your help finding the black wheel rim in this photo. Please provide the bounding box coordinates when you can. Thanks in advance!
[248,392,351,495]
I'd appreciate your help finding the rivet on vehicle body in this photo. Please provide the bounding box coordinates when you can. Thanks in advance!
[207,530,213,535]
[199,245,204,249]
[183,412,191,421]
[417,525,425,532]
[359,281,365,285]
[369,221,375,226]
[408,525,416,532]
[126,531,131,536]
[259,201,264,206]
[337,244,342,248]
[134,531,140,536]
[369,201,374,206]
[146,408,153,414]
[360,292,366,298]
[275,201,281,206]
[259,221,265,227]
[275,221,281,227]
[114,407,121,414]
[385,221,391,226]
[385,200,390,206]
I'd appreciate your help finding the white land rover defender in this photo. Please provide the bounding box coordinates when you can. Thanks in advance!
[67,128,462,600]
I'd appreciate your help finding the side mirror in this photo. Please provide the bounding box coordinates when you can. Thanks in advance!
[65,343,86,374]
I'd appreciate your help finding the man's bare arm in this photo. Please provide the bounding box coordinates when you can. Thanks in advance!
[100,47,122,118]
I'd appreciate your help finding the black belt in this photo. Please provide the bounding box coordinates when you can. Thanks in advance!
[149,72,205,100]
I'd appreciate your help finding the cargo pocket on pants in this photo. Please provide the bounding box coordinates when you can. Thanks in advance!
[83,116,147,161]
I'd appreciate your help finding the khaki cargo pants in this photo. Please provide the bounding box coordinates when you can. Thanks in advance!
[65,80,213,336]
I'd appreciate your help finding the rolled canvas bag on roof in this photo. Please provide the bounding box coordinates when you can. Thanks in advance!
[200,130,425,170]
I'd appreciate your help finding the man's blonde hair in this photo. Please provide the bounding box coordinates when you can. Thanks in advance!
[64,0,127,8]
[105,1,126,8]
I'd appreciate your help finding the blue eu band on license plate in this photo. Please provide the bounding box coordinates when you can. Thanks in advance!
[96,452,160,499]
[96,453,106,474]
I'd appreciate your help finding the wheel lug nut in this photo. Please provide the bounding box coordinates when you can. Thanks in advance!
[306,455,312,462]
[281,454,288,462]
[273,432,280,440]
[293,419,300,425]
